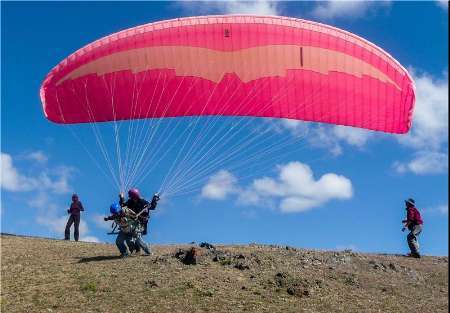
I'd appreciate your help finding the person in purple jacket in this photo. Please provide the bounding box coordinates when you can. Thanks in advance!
[64,193,85,241]
[401,198,424,258]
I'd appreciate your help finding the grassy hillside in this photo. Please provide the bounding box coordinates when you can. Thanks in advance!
[1,234,448,313]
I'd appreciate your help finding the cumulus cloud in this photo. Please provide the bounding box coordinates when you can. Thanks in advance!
[24,151,48,164]
[92,213,114,231]
[202,162,353,213]
[399,72,448,150]
[274,120,373,156]
[311,1,391,20]
[271,71,448,176]
[272,71,448,177]
[201,170,238,200]
[422,204,448,216]
[177,0,281,16]
[332,126,373,147]
[393,71,448,175]
[2,151,99,241]
[393,151,448,175]
[27,192,51,209]
[217,0,280,15]
[1,152,73,193]
[1,153,31,191]
[247,162,353,213]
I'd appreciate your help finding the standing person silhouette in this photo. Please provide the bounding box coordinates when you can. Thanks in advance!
[402,198,423,258]
[64,193,84,241]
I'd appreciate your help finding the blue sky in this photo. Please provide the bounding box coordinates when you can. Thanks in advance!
[1,1,448,255]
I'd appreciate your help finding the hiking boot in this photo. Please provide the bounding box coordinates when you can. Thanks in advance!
[406,252,421,258]
[130,247,138,254]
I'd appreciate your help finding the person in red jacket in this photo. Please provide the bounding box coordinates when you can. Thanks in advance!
[401,198,423,258]
[64,193,85,241]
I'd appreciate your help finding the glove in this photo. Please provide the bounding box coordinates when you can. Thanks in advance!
[67,209,71,214]
[401,227,406,232]
[104,217,108,221]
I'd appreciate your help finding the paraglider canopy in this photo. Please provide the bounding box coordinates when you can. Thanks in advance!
[40,15,415,134]
[39,15,416,196]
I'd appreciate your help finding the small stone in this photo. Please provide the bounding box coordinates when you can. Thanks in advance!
[388,263,399,272]
[145,280,158,288]
[199,242,216,251]
[235,262,250,270]
[174,247,201,265]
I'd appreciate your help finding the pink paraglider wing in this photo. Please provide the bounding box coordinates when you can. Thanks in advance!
[40,15,415,134]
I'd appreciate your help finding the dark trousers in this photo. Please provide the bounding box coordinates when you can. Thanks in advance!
[143,221,148,235]
[65,214,80,241]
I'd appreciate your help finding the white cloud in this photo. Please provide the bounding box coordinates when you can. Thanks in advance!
[311,1,391,20]
[280,197,321,213]
[422,204,448,216]
[332,125,373,148]
[201,170,238,200]
[36,215,88,235]
[256,162,353,213]
[218,0,280,15]
[24,151,48,164]
[1,153,32,191]
[399,71,448,151]
[79,236,101,243]
[27,192,50,209]
[177,0,281,16]
[40,166,74,194]
[307,125,344,156]
[279,119,310,136]
[92,213,113,231]
[1,151,98,241]
[436,0,448,10]
[438,205,449,215]
[1,152,73,193]
[393,151,448,175]
[203,162,353,213]
[273,71,448,177]
[274,119,373,156]
[393,71,448,175]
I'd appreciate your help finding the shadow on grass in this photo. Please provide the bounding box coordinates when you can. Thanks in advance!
[78,255,122,263]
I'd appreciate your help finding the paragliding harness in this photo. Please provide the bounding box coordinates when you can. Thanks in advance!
[107,206,148,236]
